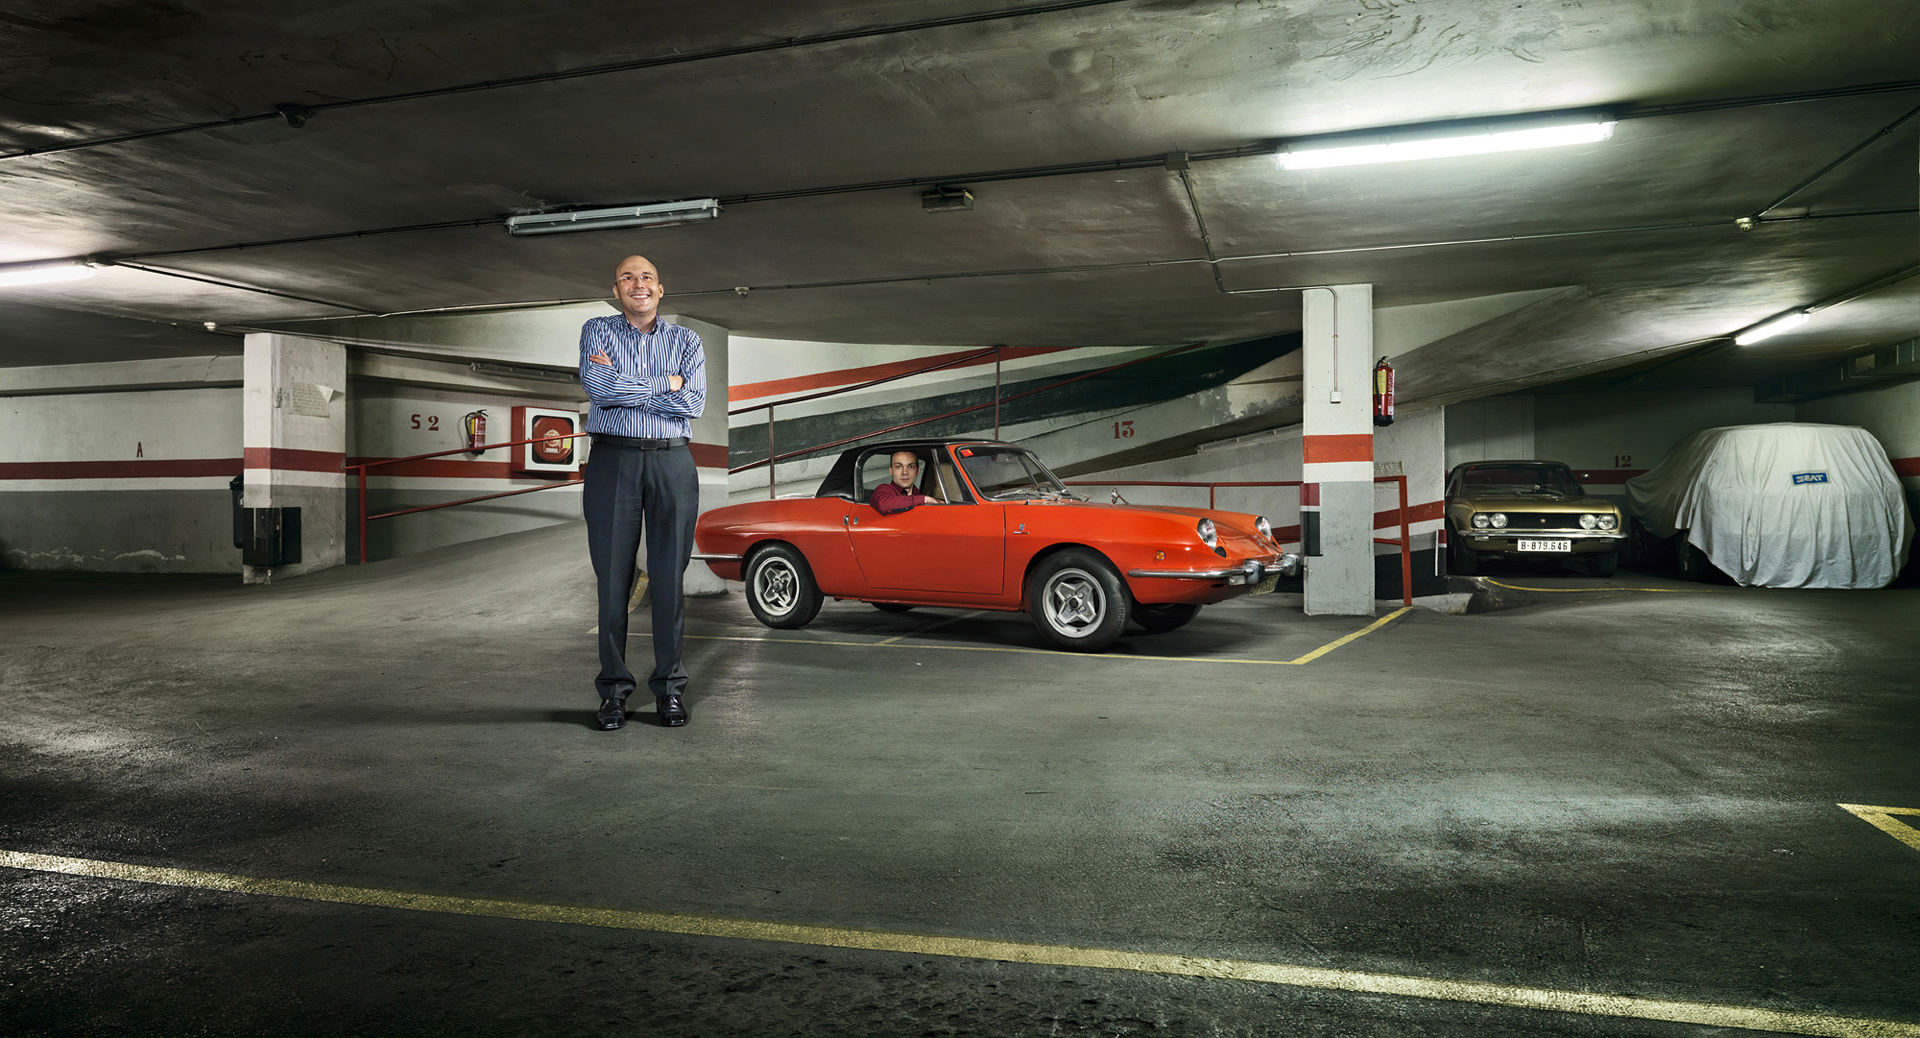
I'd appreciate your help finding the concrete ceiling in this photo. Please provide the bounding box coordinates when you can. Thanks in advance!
[2,0,1916,405]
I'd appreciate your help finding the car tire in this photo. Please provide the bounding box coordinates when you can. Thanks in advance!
[1027,550,1129,652]
[871,602,914,614]
[745,544,823,629]
[1674,534,1714,582]
[1447,524,1479,576]
[1587,549,1618,577]
[1132,602,1200,633]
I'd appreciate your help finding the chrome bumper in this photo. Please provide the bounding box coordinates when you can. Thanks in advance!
[1129,553,1302,585]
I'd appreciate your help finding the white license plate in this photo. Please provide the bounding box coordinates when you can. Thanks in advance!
[1517,538,1571,553]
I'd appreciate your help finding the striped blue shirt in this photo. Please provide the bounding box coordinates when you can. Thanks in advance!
[578,314,707,438]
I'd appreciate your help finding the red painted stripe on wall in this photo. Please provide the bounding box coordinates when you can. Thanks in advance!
[0,459,242,479]
[243,447,346,472]
[731,346,1077,402]
[1301,434,1373,464]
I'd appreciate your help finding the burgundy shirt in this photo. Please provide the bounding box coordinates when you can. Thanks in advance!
[870,482,933,514]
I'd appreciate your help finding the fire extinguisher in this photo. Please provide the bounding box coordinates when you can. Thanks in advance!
[1372,358,1395,427]
[462,410,487,454]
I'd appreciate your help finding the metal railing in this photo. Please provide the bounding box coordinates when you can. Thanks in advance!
[728,341,1209,497]
[1062,475,1415,605]
[347,431,584,565]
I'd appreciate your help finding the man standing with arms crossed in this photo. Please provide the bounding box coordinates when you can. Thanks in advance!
[579,255,706,731]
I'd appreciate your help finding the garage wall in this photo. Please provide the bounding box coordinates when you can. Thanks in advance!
[1448,387,1795,502]
[1,310,732,580]
[0,359,244,573]
[348,381,586,564]
[1795,378,1920,535]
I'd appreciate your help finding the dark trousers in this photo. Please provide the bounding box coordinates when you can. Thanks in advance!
[583,442,699,702]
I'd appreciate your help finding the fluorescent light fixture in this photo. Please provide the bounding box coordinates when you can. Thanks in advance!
[1277,112,1616,170]
[0,259,95,287]
[505,198,721,236]
[1734,310,1811,346]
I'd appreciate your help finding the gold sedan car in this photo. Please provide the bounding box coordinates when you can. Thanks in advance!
[1445,461,1627,577]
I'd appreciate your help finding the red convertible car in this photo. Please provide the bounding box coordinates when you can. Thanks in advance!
[694,439,1301,651]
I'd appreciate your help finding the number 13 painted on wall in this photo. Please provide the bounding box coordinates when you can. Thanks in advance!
[1112,420,1135,439]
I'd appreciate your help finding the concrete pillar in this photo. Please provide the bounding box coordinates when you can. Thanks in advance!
[663,314,730,596]
[1301,285,1376,616]
[242,333,346,583]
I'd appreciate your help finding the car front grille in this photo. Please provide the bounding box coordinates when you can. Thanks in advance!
[1500,511,1585,531]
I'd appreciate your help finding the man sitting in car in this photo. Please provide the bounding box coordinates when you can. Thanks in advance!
[870,450,943,513]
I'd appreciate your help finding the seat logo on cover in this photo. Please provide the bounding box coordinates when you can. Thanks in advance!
[1791,471,1828,485]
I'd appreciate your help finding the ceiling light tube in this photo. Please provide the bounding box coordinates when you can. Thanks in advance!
[505,198,721,236]
[0,259,95,287]
[1733,310,1812,345]
[1276,111,1616,170]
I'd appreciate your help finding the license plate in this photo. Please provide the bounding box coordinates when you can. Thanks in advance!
[1517,539,1571,553]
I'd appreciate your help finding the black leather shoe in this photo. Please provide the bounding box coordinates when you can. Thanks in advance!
[595,697,627,730]
[657,694,688,727]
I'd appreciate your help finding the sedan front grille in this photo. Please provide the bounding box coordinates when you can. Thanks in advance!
[1500,511,1587,531]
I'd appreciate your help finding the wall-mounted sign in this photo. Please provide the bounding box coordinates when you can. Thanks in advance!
[511,406,582,476]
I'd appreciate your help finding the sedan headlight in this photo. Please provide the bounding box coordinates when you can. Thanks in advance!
[1196,517,1218,548]
[1255,516,1273,541]
[1489,513,1508,529]
[1580,513,1599,530]
[1598,514,1618,530]
[1471,513,1490,529]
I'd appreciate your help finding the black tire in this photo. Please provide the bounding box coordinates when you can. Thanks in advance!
[745,544,823,629]
[871,602,914,614]
[1132,602,1200,633]
[1674,534,1714,582]
[1447,524,1480,576]
[1027,550,1129,652]
[1587,549,1618,577]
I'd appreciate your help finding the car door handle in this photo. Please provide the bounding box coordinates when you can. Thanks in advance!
[844,516,858,526]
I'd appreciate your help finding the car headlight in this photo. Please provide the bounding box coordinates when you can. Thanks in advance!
[1580,513,1599,530]
[1255,516,1273,541]
[1196,517,1218,548]
[1471,513,1489,529]
[1489,513,1508,529]
[1598,514,1618,530]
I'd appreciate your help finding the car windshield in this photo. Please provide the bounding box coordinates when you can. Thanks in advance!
[955,446,1079,501]
[1460,464,1583,495]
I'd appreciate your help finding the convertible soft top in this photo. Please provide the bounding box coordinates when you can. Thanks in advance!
[1625,422,1913,589]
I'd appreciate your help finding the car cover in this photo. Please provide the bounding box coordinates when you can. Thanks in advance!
[1625,423,1913,589]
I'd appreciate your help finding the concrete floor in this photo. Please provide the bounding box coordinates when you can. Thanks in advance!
[2,523,1916,1037]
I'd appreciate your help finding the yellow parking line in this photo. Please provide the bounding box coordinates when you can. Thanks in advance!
[1479,578,1728,594]
[3,849,1911,1038]
[1838,804,1920,853]
[1286,607,1410,664]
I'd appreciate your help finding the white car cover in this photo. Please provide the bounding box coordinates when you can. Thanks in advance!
[1626,423,1913,589]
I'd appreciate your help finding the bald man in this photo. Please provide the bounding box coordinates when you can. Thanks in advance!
[579,255,707,731]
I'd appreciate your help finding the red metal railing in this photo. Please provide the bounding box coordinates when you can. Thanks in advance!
[1062,476,1415,605]
[347,432,584,565]
[728,341,1209,497]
